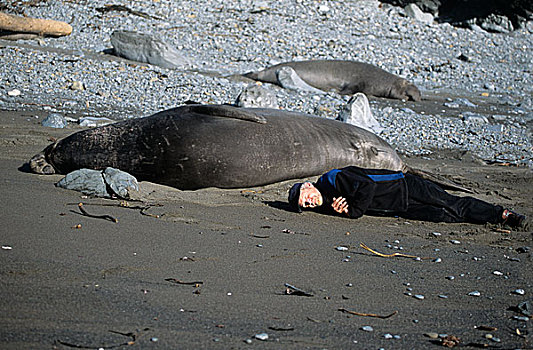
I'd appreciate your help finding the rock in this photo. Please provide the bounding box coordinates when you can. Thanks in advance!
[235,84,279,108]
[56,167,139,199]
[7,89,21,96]
[468,290,481,297]
[337,93,383,134]
[404,4,434,24]
[78,116,115,127]
[41,113,68,128]
[512,316,530,322]
[70,81,84,91]
[462,112,489,124]
[110,30,190,69]
[276,66,325,94]
[318,4,330,15]
[517,301,532,317]
[56,169,109,197]
[424,332,439,339]
[361,326,374,332]
[102,167,139,199]
[479,14,514,32]
[254,333,268,341]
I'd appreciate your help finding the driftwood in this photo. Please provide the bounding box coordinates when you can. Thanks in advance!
[0,12,72,37]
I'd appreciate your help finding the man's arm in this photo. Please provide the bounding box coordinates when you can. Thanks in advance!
[334,172,377,219]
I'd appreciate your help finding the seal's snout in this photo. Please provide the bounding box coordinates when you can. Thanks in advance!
[29,152,56,174]
[406,84,422,102]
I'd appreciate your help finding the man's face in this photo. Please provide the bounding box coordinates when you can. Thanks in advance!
[298,182,323,209]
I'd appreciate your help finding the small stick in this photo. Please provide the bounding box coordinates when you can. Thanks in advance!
[359,242,432,260]
[493,228,511,234]
[250,234,270,239]
[338,308,398,319]
[165,278,203,285]
[78,203,118,223]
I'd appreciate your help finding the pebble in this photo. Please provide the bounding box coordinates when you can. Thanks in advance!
[383,333,393,339]
[336,246,349,251]
[7,89,21,97]
[468,291,481,297]
[512,289,525,295]
[446,276,455,280]
[1,245,12,250]
[70,80,84,91]
[438,295,448,299]
[254,333,269,341]
[424,332,439,339]
[512,316,529,322]
[450,240,461,245]
[433,258,442,263]
[492,271,503,276]
[361,326,374,332]
[414,294,425,300]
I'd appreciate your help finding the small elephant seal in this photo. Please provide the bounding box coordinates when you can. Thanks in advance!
[244,60,422,101]
[29,104,406,190]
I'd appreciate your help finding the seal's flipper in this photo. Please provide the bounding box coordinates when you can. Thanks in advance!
[29,152,56,174]
[276,67,325,94]
[188,105,267,124]
[405,166,474,194]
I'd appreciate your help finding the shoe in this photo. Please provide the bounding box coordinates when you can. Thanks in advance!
[502,209,528,230]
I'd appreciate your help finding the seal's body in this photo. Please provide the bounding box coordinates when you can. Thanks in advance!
[30,105,404,190]
[244,60,422,101]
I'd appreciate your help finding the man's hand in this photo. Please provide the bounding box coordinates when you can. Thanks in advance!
[332,197,349,215]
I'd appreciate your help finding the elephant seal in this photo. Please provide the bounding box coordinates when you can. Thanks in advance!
[244,60,422,101]
[29,104,405,190]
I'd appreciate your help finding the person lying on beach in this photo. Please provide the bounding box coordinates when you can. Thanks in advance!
[288,166,528,230]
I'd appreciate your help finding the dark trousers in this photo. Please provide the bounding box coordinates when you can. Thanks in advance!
[399,174,504,224]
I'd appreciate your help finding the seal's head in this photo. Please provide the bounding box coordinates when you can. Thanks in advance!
[404,83,421,102]
[393,79,421,102]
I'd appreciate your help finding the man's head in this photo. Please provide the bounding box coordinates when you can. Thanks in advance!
[288,181,323,212]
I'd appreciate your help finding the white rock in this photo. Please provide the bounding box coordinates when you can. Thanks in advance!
[7,89,21,96]
[404,4,434,25]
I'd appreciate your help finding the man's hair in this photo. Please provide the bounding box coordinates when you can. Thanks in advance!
[288,182,303,213]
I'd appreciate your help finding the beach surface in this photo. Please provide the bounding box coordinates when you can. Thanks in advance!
[0,108,531,349]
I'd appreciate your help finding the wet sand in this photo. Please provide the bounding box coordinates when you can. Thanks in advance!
[0,108,531,349]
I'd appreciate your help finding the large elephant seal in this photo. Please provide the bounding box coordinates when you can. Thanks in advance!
[29,104,405,190]
[244,60,422,102]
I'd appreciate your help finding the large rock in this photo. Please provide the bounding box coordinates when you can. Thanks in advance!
[110,30,190,68]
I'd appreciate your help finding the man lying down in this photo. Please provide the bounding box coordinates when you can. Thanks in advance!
[288,166,528,230]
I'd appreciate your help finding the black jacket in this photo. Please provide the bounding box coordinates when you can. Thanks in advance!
[313,166,408,219]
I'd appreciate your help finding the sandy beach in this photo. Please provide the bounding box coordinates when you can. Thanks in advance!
[0,108,531,349]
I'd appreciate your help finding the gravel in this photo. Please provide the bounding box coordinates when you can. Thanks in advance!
[0,0,531,166]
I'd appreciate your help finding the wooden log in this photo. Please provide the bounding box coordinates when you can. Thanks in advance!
[0,12,72,37]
